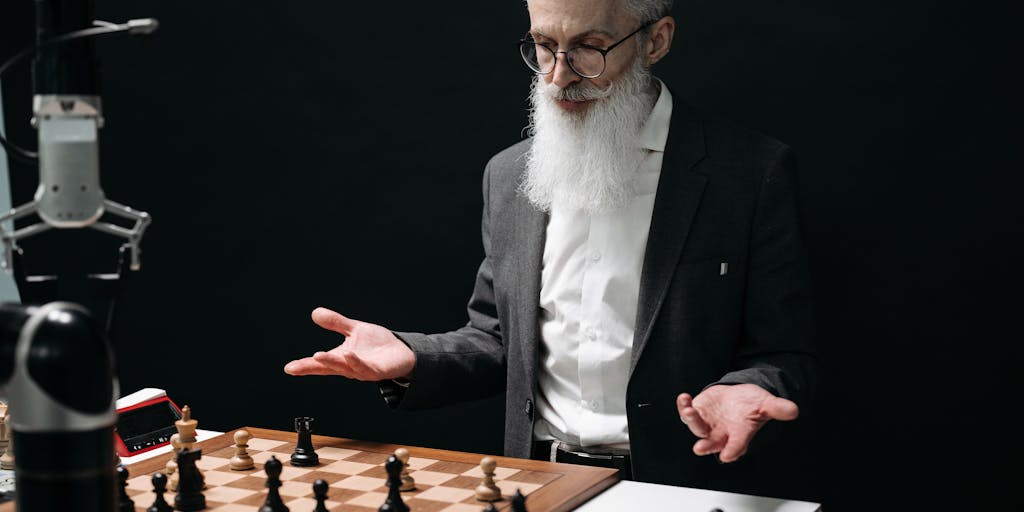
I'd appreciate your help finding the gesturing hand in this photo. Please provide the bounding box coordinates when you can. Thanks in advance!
[676,384,799,463]
[283,307,416,381]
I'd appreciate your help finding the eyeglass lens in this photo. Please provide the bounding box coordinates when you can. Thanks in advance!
[521,43,605,78]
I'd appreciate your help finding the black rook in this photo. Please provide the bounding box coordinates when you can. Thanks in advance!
[290,416,319,467]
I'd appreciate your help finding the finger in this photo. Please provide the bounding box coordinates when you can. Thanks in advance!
[693,434,727,457]
[680,406,711,438]
[693,425,729,456]
[312,350,360,378]
[340,348,377,380]
[311,307,358,336]
[676,393,693,418]
[676,393,693,409]
[761,396,800,421]
[718,427,756,463]
[284,357,341,376]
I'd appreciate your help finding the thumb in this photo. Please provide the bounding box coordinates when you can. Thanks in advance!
[311,307,357,336]
[760,396,799,421]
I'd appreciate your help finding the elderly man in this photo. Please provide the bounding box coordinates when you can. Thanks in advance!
[285,0,816,491]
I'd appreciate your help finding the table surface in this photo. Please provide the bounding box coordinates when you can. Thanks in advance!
[576,480,821,512]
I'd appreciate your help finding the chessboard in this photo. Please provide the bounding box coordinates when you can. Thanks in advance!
[3,427,618,512]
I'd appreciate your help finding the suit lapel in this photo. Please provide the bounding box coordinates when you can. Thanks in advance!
[510,184,547,383]
[630,104,708,376]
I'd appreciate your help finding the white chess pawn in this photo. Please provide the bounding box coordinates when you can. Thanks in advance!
[0,403,8,453]
[0,435,13,470]
[395,447,415,491]
[0,414,13,471]
[169,433,183,452]
[165,458,178,492]
[474,456,501,502]
[230,429,255,470]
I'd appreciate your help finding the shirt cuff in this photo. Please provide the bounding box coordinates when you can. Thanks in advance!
[378,379,411,409]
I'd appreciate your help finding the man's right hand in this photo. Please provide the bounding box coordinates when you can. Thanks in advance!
[283,307,416,381]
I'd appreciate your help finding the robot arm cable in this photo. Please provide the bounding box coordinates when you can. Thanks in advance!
[0,18,159,167]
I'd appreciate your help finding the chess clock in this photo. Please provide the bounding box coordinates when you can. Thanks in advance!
[114,388,183,457]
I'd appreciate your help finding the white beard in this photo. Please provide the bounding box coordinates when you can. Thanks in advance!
[520,57,656,214]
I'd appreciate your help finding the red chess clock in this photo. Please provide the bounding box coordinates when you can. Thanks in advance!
[114,388,183,457]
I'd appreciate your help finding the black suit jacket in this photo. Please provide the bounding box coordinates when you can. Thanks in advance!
[393,96,818,492]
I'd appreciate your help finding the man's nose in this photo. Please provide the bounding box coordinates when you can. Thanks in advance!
[550,52,581,89]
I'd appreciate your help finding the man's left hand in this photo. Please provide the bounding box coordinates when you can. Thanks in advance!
[676,384,799,463]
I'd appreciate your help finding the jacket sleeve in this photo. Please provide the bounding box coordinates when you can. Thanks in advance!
[711,146,819,408]
[383,159,507,410]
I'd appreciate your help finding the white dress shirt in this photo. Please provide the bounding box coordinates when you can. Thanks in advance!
[533,81,673,452]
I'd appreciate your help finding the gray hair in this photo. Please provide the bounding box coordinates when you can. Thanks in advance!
[621,0,674,25]
[524,1,673,25]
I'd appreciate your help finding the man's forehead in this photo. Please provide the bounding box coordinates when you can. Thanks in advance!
[527,0,626,38]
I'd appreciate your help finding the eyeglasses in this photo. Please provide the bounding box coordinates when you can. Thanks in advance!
[518,20,656,79]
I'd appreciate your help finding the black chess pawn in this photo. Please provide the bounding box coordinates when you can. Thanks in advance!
[116,464,134,512]
[259,455,289,512]
[174,447,206,511]
[511,488,529,512]
[147,472,173,512]
[290,416,319,467]
[378,455,409,512]
[312,479,329,512]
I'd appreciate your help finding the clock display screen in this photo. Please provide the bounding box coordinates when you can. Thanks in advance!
[117,400,180,442]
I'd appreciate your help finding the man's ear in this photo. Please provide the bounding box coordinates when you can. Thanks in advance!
[645,16,675,68]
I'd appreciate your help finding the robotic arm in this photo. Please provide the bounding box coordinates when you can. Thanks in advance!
[0,301,119,511]
[0,4,157,275]
[0,3,159,510]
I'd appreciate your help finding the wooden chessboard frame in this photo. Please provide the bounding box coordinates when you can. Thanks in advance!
[1,427,619,511]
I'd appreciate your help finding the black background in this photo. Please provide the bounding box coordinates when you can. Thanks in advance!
[2,1,1019,511]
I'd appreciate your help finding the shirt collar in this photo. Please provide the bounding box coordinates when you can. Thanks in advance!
[637,77,673,153]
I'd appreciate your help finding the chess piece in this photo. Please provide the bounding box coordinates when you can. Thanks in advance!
[312,479,329,512]
[258,455,289,512]
[483,503,498,512]
[0,425,14,470]
[474,456,502,502]
[230,429,256,470]
[511,488,529,512]
[147,472,173,512]
[165,457,178,492]
[117,464,134,512]
[174,405,198,451]
[0,404,9,454]
[169,433,182,452]
[378,455,409,512]
[170,431,205,488]
[173,447,206,511]
[395,447,415,491]
[290,416,319,467]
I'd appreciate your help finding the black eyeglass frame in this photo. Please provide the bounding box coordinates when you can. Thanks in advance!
[518,18,660,79]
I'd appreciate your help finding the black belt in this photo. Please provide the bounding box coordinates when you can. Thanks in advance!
[531,440,633,480]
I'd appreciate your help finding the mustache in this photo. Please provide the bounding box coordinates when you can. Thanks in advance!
[538,79,615,102]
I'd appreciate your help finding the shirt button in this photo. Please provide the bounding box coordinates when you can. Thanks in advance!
[590,252,602,262]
